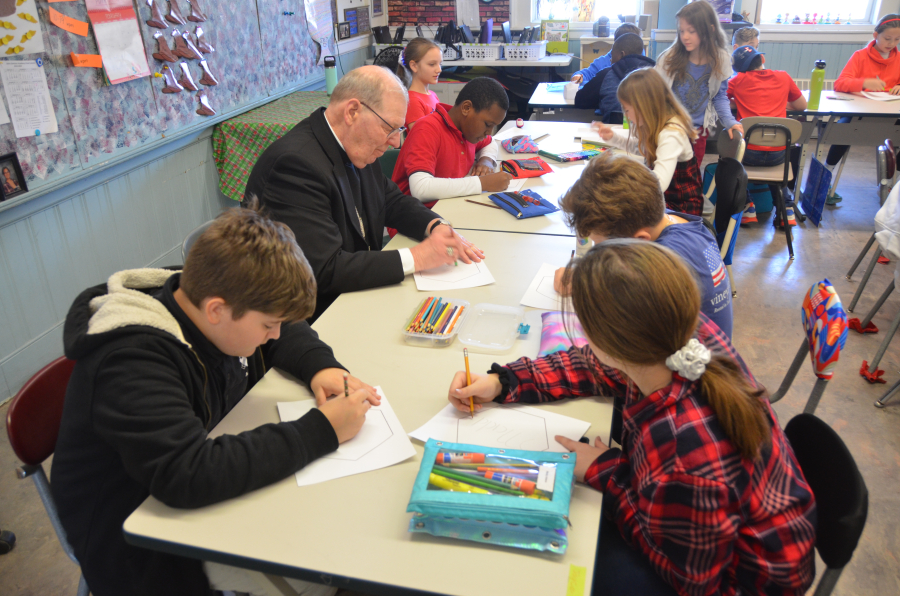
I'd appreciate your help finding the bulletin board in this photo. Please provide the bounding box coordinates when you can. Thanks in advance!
[0,0,330,200]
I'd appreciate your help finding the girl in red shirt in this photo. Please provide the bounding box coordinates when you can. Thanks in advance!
[827,14,900,197]
[448,240,816,596]
[396,38,443,129]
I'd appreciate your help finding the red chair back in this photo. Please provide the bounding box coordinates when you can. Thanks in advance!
[6,357,75,466]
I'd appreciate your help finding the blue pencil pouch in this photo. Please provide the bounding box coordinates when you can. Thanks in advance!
[406,439,576,553]
[488,189,559,219]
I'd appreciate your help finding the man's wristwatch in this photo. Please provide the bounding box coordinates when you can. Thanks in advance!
[428,218,453,236]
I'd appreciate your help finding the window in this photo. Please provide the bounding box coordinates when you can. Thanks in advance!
[534,0,642,23]
[758,0,877,24]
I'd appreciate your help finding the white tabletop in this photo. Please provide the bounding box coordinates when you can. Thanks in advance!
[433,121,624,236]
[124,229,612,596]
[529,82,576,107]
[788,90,900,117]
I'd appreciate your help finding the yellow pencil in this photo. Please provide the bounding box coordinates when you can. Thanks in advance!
[429,473,491,494]
[464,347,474,418]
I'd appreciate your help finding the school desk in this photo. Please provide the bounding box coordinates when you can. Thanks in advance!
[786,91,900,195]
[123,229,613,596]
[433,120,626,236]
[528,82,598,122]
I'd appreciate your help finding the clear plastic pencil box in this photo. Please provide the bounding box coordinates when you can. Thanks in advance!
[406,439,575,553]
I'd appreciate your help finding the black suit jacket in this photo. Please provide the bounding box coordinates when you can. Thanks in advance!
[245,108,439,319]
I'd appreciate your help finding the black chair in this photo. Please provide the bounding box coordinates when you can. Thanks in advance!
[373,46,403,72]
[378,148,400,180]
[784,414,868,596]
[710,157,747,297]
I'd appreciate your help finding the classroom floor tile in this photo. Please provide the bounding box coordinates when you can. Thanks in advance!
[1,146,899,595]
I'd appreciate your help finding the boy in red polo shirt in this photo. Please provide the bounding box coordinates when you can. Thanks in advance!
[727,45,807,225]
[392,77,513,201]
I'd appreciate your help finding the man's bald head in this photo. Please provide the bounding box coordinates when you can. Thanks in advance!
[330,65,408,110]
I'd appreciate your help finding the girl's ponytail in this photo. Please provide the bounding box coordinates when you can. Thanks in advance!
[699,358,771,460]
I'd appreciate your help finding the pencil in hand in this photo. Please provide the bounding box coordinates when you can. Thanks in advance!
[464,347,474,418]
[343,372,349,398]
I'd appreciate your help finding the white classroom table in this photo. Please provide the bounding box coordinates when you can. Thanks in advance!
[528,82,598,122]
[123,229,612,596]
[434,120,626,236]
[786,91,900,191]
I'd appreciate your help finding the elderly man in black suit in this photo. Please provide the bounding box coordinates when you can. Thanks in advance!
[246,65,484,320]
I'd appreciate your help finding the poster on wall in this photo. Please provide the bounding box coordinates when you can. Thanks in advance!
[306,0,336,66]
[85,0,151,84]
[0,0,45,56]
[372,0,382,18]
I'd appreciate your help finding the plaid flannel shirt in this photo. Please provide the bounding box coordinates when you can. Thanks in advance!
[496,314,816,596]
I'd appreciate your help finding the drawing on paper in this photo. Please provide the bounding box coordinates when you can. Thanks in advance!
[418,261,486,284]
[535,276,559,301]
[457,406,549,451]
[324,409,394,461]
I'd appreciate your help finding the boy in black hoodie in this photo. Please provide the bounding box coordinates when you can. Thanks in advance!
[51,206,379,596]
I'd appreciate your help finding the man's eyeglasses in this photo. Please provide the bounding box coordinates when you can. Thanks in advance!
[360,101,407,138]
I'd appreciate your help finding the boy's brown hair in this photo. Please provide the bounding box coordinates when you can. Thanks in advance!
[614,23,641,39]
[732,26,759,46]
[180,202,317,321]
[559,152,665,239]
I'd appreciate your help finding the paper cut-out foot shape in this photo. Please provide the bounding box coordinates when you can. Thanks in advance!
[878,255,891,264]
[195,25,214,53]
[196,89,216,116]
[848,318,879,334]
[187,0,207,22]
[152,31,177,62]
[198,59,218,86]
[165,0,186,25]
[860,360,887,383]
[178,62,198,90]
[173,30,203,60]
[160,65,184,93]
[146,0,167,28]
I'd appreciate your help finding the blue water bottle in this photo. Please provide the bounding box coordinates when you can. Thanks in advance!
[325,56,338,95]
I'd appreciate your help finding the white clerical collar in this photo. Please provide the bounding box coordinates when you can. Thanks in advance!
[323,111,347,152]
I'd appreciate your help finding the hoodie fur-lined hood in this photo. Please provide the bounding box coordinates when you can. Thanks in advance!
[64,268,191,360]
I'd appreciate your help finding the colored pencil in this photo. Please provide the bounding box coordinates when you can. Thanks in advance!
[406,297,432,331]
[445,306,465,333]
[466,198,503,210]
[464,348,474,418]
[429,473,492,494]
[432,466,525,496]
[437,305,458,335]
[428,301,448,332]
[432,303,453,334]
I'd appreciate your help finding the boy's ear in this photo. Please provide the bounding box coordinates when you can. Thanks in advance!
[458,99,473,116]
[761,55,766,65]
[203,297,229,325]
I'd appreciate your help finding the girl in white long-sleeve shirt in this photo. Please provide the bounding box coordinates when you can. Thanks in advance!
[592,68,704,216]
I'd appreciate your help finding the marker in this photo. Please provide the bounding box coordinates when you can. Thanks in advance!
[429,473,492,494]
[436,452,485,464]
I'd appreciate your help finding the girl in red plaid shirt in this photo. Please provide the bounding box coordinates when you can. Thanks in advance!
[448,241,816,596]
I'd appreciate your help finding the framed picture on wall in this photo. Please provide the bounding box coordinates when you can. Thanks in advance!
[372,0,382,18]
[338,21,352,40]
[0,152,27,202]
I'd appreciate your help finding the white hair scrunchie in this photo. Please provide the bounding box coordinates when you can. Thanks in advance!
[665,339,711,381]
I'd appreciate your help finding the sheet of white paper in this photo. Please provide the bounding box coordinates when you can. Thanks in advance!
[859,91,900,102]
[0,61,57,138]
[575,127,603,142]
[409,402,591,453]
[4,0,45,56]
[414,260,495,291]
[277,388,416,487]
[0,95,9,126]
[520,262,573,311]
[91,19,151,84]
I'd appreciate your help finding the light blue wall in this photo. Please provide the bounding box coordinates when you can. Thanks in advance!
[0,45,371,403]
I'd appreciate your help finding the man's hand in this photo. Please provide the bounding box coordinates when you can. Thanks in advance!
[591,121,615,141]
[726,123,744,139]
[310,368,379,406]
[479,171,512,192]
[318,388,375,443]
[412,224,485,271]
[571,74,583,84]
[448,371,503,413]
[470,157,497,177]
[864,77,886,91]
[553,266,571,296]
[554,436,609,483]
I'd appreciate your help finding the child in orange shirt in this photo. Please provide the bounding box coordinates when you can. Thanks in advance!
[396,38,443,129]
[827,14,900,203]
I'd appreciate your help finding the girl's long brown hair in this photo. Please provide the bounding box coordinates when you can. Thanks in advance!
[662,0,730,84]
[616,68,697,168]
[566,240,771,460]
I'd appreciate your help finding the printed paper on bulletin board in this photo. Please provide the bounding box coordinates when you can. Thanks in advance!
[41,0,166,167]
[259,0,322,95]
[135,0,266,131]
[0,22,80,190]
[0,0,45,56]
[305,0,335,65]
